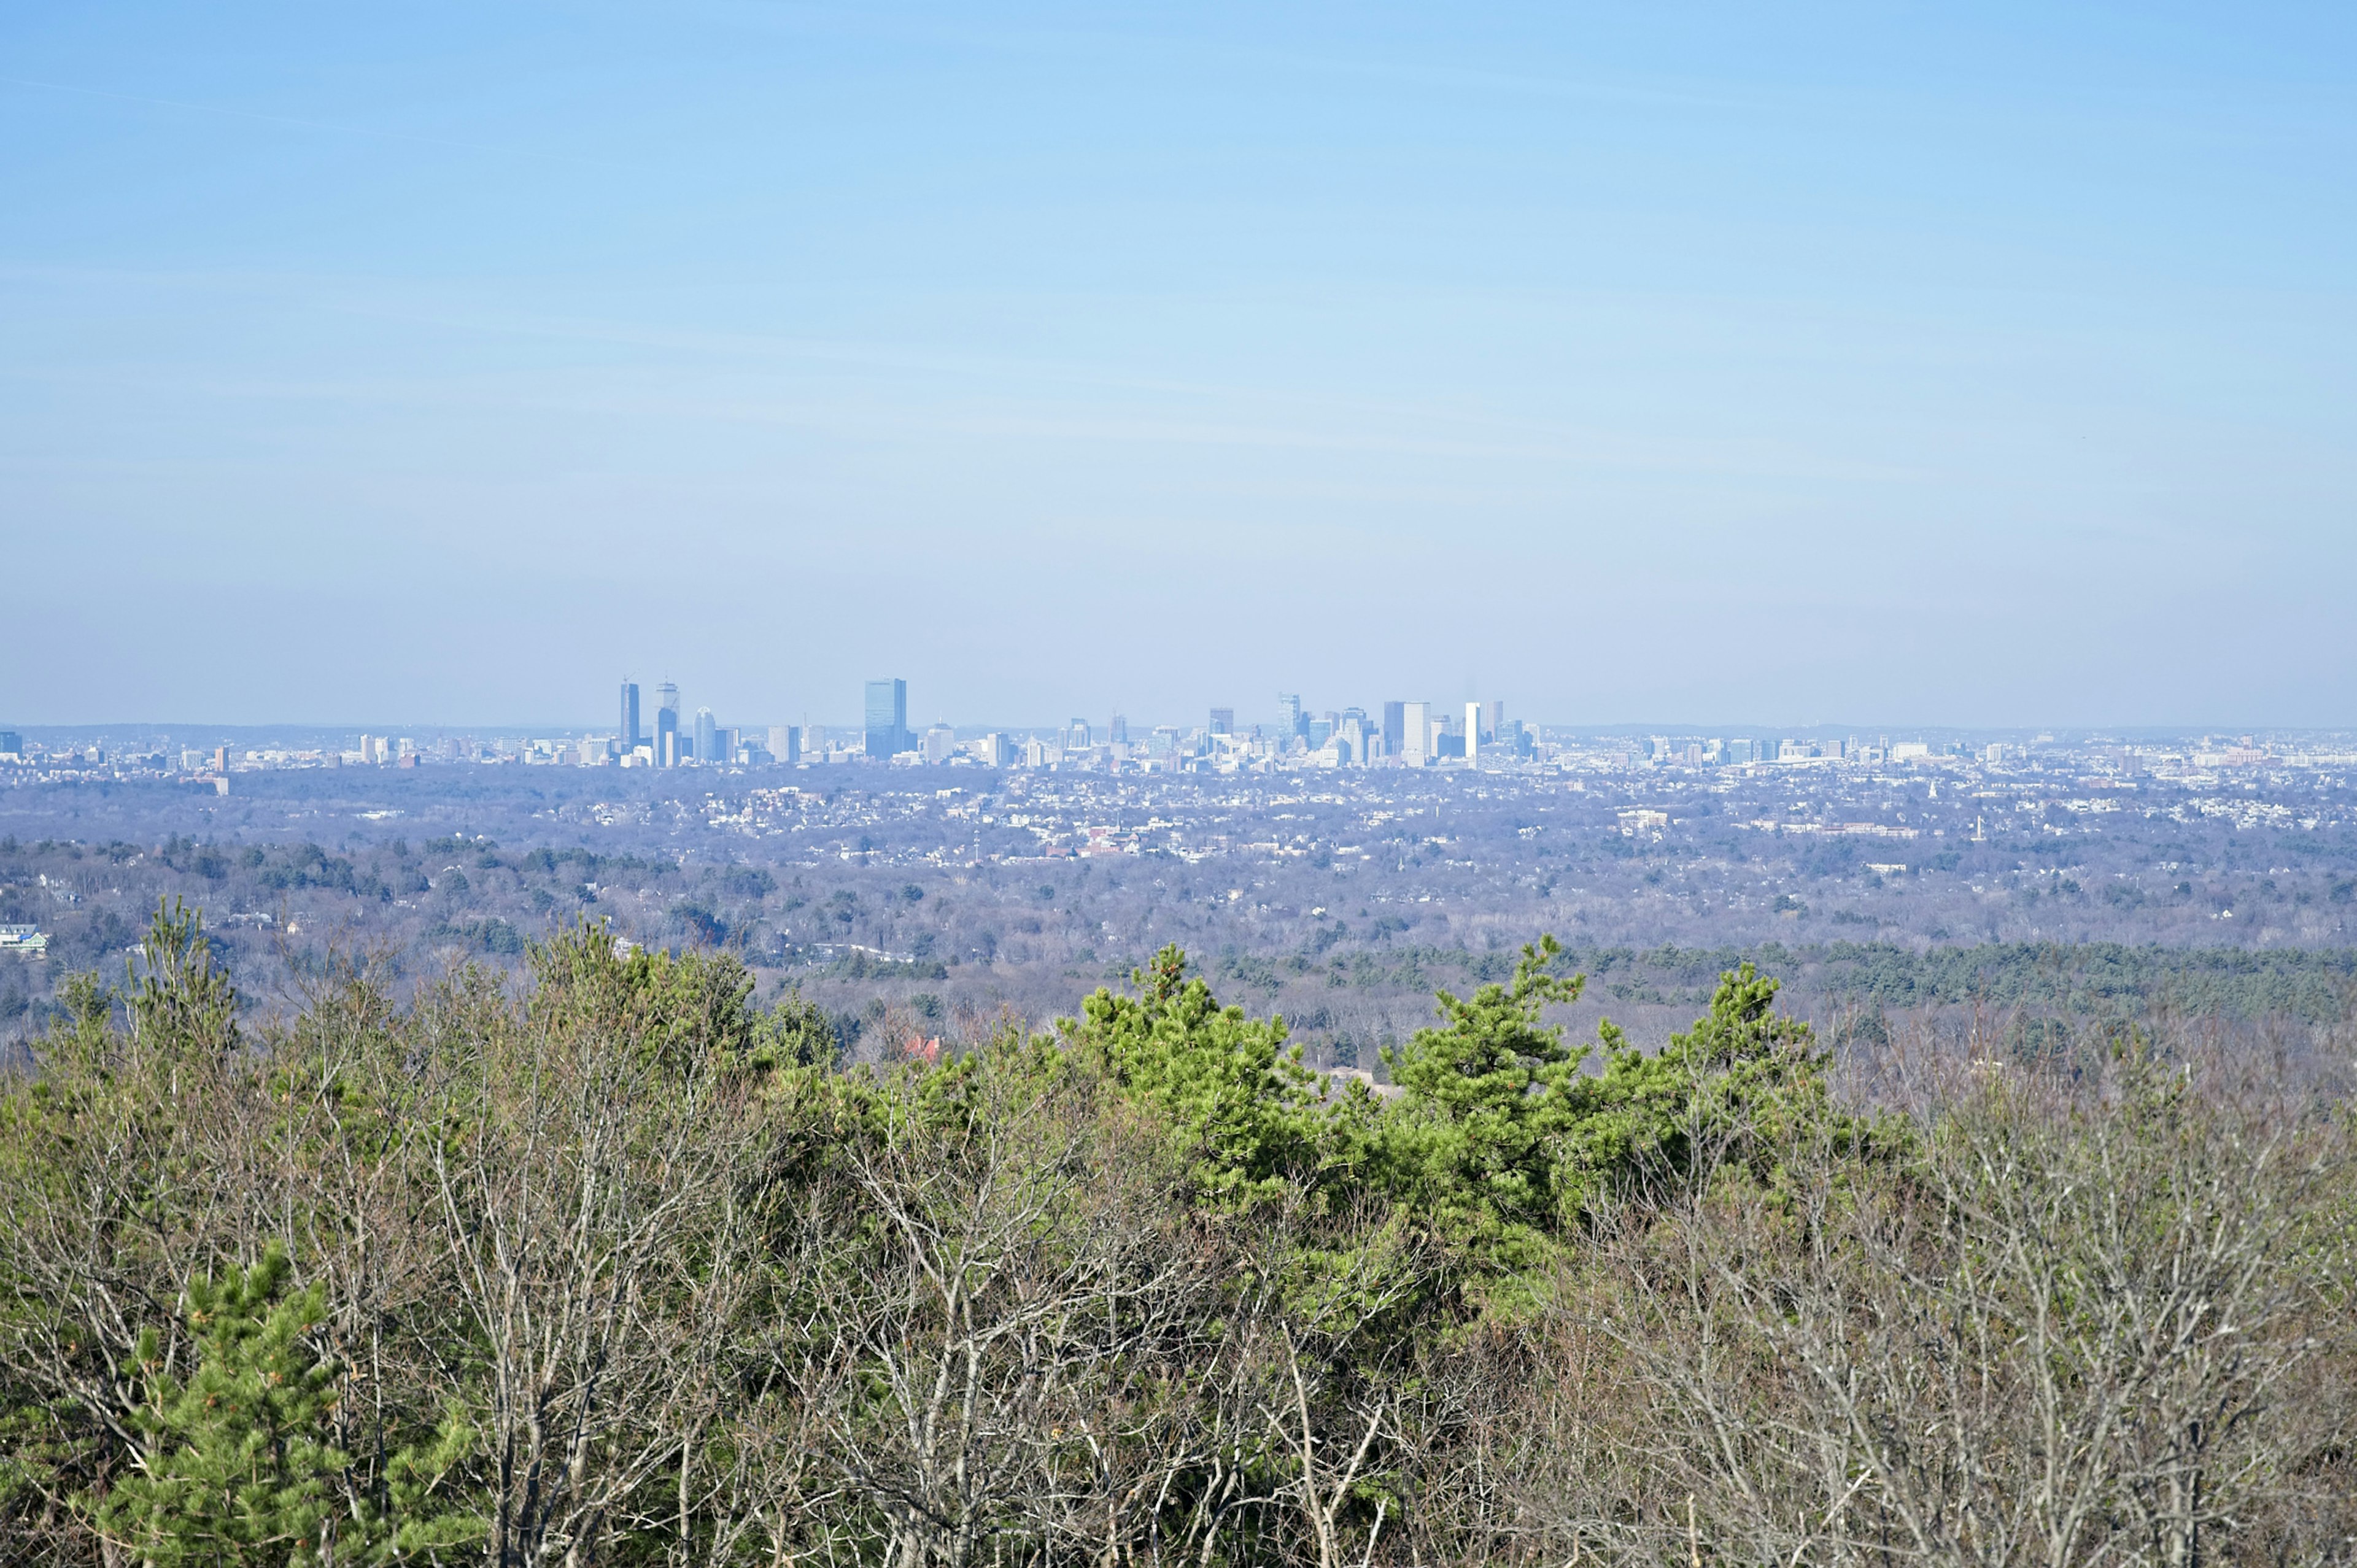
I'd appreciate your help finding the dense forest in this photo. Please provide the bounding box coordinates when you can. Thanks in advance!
[11,824,2357,1087]
[2,901,2352,1566]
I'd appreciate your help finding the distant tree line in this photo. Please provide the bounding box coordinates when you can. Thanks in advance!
[1225,938,2357,1025]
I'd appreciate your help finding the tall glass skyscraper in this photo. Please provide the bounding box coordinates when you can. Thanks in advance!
[656,705,680,767]
[864,678,909,759]
[694,708,718,765]
[618,680,640,752]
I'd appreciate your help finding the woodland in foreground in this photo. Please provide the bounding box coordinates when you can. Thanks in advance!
[2,903,2353,1567]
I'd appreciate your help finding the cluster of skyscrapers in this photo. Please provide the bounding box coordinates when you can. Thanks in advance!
[615,679,803,769]
[607,676,921,770]
[605,678,1531,771]
[1257,695,1531,767]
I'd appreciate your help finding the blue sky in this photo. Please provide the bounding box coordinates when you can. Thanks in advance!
[4,2,2352,730]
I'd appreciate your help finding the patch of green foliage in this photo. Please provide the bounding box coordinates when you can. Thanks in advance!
[1067,944,1334,1205]
[1066,935,1860,1308]
[91,1246,479,1567]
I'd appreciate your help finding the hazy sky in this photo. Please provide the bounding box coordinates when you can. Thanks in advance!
[4,2,2353,730]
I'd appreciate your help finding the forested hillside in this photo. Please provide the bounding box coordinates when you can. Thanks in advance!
[7,749,2356,1066]
[2,903,2352,1566]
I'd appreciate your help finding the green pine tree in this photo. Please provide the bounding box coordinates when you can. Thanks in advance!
[1379,934,1589,1276]
[125,897,241,1058]
[1551,959,1853,1215]
[1379,944,1862,1294]
[89,1246,482,1567]
[1069,944,1336,1204]
[93,1245,345,1567]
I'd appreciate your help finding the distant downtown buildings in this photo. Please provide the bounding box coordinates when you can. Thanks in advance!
[596,677,1538,772]
[612,678,768,768]
[8,714,2293,781]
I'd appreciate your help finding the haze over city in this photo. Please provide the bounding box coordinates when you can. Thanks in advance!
[6,2,2356,728]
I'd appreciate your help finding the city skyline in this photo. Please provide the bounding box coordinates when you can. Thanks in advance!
[15,671,2357,748]
[57,676,2304,743]
[4,671,2339,782]
[6,709,2351,747]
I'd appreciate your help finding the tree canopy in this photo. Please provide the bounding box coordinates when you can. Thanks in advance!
[0,900,2345,1566]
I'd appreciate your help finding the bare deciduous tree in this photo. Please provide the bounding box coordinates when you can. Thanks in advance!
[1554,1054,2357,1567]
[421,971,770,1567]
[796,1057,1223,1568]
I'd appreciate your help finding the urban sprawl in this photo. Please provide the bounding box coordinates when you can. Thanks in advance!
[1,677,2339,784]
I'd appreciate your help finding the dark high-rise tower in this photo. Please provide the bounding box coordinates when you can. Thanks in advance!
[619,680,640,752]
[656,705,680,767]
[864,678,910,759]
